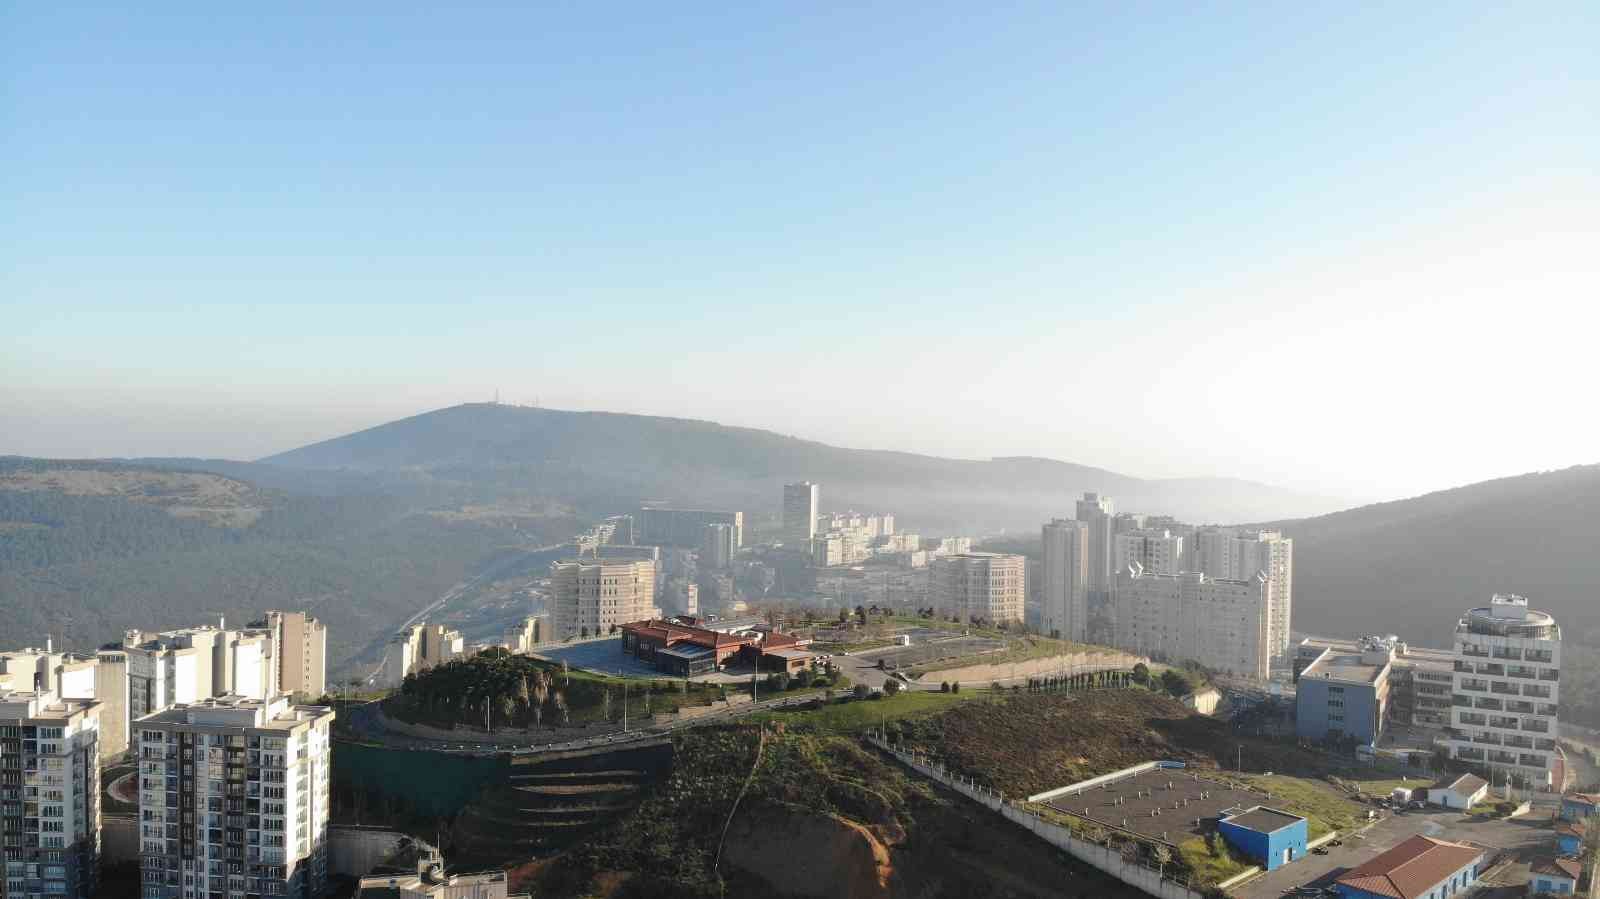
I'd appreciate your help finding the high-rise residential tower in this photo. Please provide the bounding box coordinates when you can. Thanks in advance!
[1074,493,1115,641]
[782,482,820,547]
[1188,528,1294,660]
[1113,565,1272,680]
[1446,594,1561,788]
[931,553,1026,624]
[134,695,334,899]
[1040,519,1089,641]
[551,559,659,639]
[261,611,327,698]
[0,689,101,899]
[1113,528,1186,576]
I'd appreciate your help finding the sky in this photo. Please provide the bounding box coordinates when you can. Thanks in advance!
[3,3,1597,502]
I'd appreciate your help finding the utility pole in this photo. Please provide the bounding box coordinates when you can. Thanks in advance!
[1237,745,1242,773]
[623,681,629,732]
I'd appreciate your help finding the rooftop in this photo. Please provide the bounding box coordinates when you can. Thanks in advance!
[1301,650,1389,686]
[1530,857,1582,879]
[1041,766,1271,843]
[1437,773,1488,795]
[1222,807,1306,834]
[1335,835,1485,899]
[136,694,332,731]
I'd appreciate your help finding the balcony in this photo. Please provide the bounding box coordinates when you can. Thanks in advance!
[1479,664,1506,677]
[1491,717,1520,729]
[1537,739,1559,752]
[1460,647,1490,658]
[1523,720,1551,734]
[1488,751,1519,765]
[1490,683,1519,696]
[1504,736,1535,750]
[1458,714,1488,727]
[1506,667,1540,680]
[1492,647,1523,661]
[1474,698,1504,711]
[1541,670,1561,682]
[1520,754,1547,767]
[1471,733,1503,746]
[1456,747,1486,761]
[1507,701,1535,714]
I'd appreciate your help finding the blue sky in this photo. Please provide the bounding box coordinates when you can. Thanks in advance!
[4,4,1597,499]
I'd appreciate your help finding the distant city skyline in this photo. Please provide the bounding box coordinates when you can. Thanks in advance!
[4,4,1597,500]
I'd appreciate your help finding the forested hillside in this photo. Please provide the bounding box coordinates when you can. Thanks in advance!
[0,458,574,670]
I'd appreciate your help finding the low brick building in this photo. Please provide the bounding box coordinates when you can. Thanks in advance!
[620,620,815,676]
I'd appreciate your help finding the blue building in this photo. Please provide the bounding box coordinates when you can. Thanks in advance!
[1217,807,1309,871]
[1295,645,1392,746]
[1335,835,1485,899]
[1560,792,1600,822]
[1555,819,1586,856]
[1531,857,1582,895]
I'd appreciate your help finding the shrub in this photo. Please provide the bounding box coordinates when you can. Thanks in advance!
[853,683,871,700]
[951,681,960,693]
[940,681,950,693]
[883,678,903,696]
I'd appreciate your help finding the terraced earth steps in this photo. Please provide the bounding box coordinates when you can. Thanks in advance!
[449,739,673,869]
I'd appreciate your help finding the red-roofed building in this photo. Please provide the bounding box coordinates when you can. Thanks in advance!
[619,620,815,676]
[1334,835,1486,899]
[1530,856,1581,896]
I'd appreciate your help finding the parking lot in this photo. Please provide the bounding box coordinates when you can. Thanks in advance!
[1232,805,1555,899]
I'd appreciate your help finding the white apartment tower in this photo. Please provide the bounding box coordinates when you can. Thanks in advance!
[1040,519,1089,641]
[383,624,465,687]
[551,559,658,640]
[782,482,820,546]
[0,689,101,899]
[1189,528,1294,661]
[134,695,334,899]
[931,553,1026,624]
[1446,594,1562,788]
[1074,493,1115,593]
[1114,565,1272,681]
[1113,528,1185,576]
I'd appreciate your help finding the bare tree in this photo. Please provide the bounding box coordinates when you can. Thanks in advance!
[1153,844,1172,879]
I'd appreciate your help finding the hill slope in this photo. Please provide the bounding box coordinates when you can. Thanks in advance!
[0,458,559,668]
[263,403,1340,528]
[1271,464,1600,647]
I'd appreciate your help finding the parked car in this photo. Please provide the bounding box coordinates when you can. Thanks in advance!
[1408,800,1426,810]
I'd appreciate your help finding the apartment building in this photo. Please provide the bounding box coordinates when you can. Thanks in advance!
[0,689,101,899]
[1113,565,1271,680]
[1189,528,1294,660]
[501,616,550,654]
[1040,519,1089,641]
[700,523,736,570]
[258,612,326,699]
[1295,642,1393,745]
[1113,528,1185,576]
[550,559,659,640]
[134,695,334,899]
[383,625,465,686]
[636,508,743,549]
[781,482,819,546]
[931,553,1025,624]
[1446,594,1562,787]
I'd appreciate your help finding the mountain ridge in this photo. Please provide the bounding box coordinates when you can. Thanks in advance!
[260,402,1341,527]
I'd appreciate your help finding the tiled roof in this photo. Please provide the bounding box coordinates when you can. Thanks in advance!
[1555,819,1587,837]
[1531,856,1582,879]
[1438,773,1488,795]
[1334,835,1484,899]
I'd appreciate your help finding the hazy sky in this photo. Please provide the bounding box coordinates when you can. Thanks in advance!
[4,4,1597,501]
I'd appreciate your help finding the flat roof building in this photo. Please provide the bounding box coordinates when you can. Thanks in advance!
[0,689,102,899]
[1447,593,1562,788]
[134,695,334,899]
[1217,807,1309,871]
[1296,642,1394,746]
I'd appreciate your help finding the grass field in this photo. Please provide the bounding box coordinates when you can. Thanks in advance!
[1243,774,1366,838]
[747,690,973,732]
[1177,836,1253,884]
[907,632,1102,676]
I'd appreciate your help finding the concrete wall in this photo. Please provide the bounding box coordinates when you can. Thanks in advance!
[914,650,1144,688]
[868,737,1206,899]
[328,826,409,877]
[103,814,139,865]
